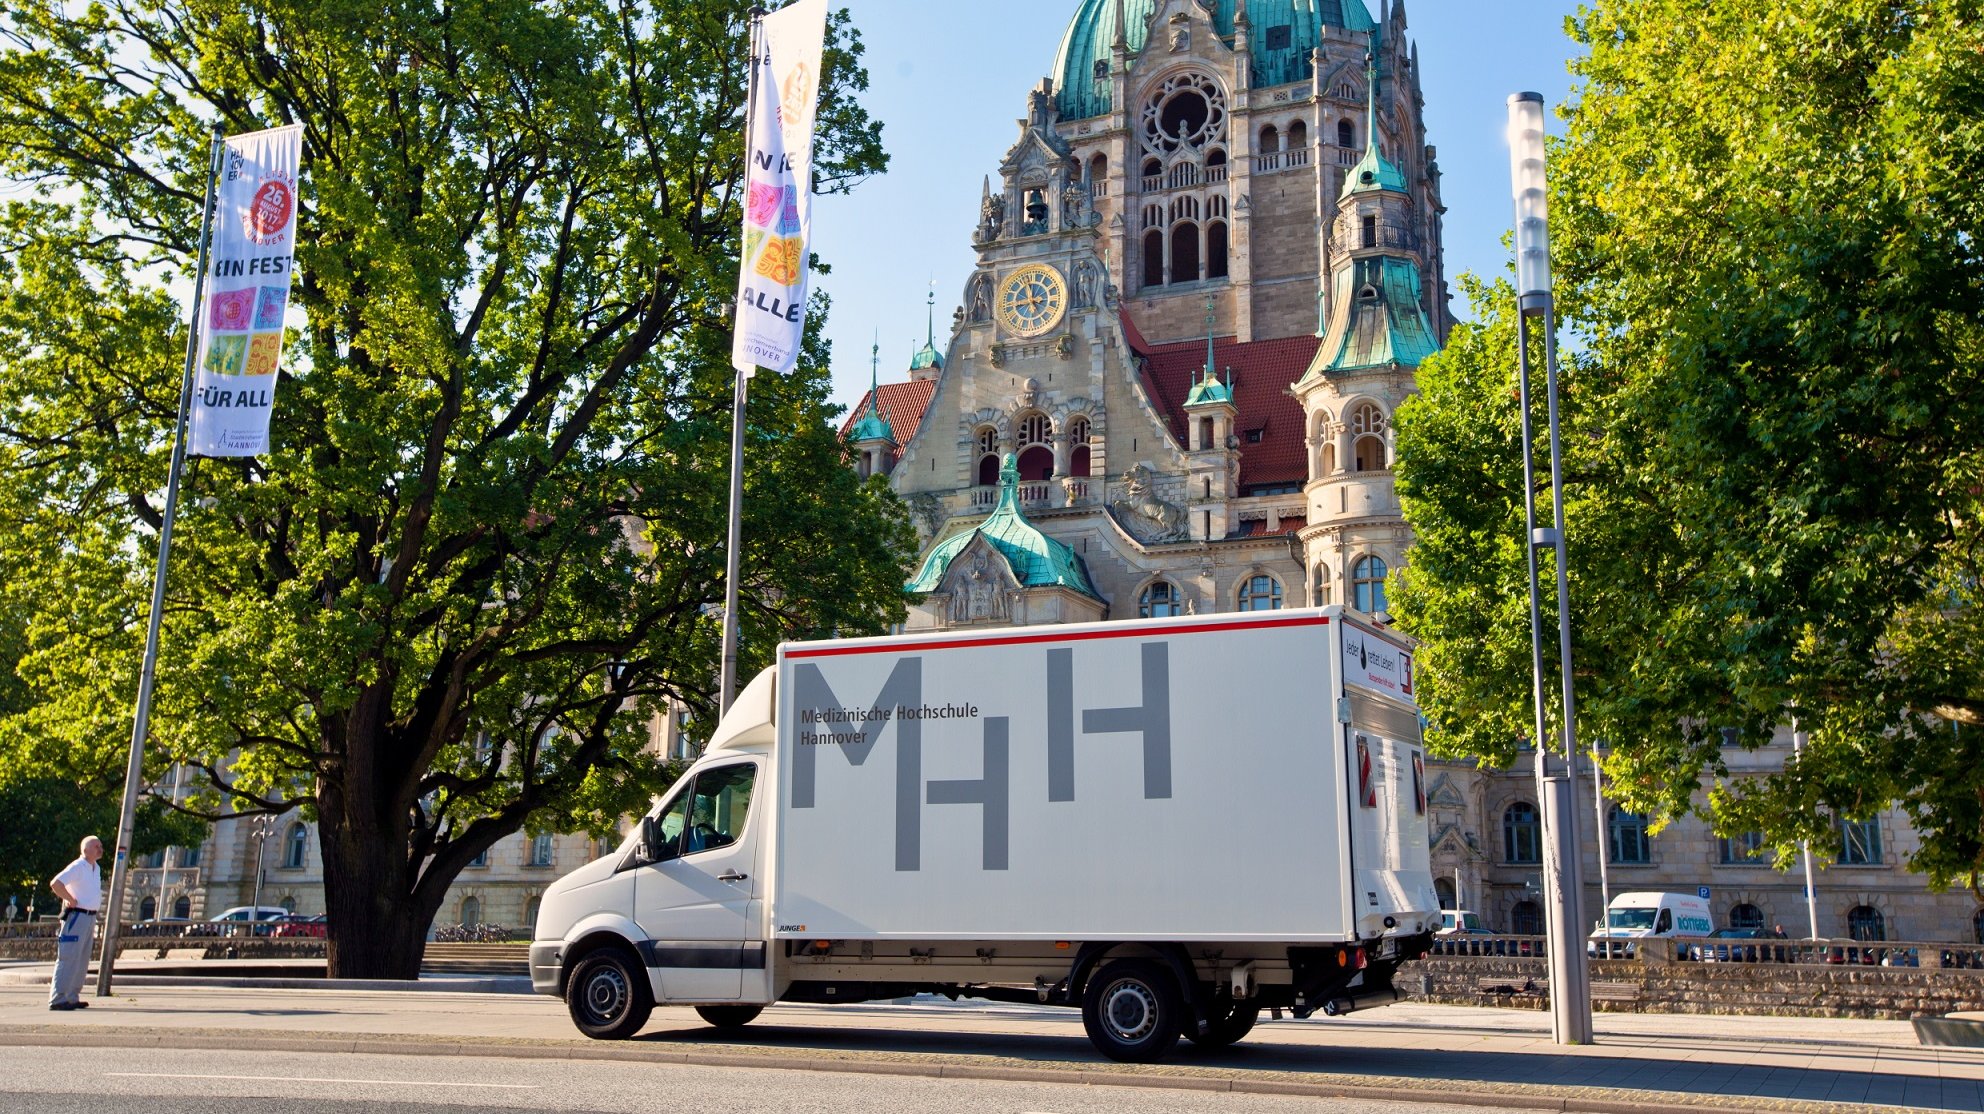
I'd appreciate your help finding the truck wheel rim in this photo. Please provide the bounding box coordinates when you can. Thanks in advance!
[1102,979,1158,1043]
[584,967,628,1021]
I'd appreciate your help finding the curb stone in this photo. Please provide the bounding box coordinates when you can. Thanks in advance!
[0,1024,1929,1114]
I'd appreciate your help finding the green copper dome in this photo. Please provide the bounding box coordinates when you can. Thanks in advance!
[906,455,1099,597]
[849,403,894,444]
[1054,0,1379,121]
[1307,256,1441,376]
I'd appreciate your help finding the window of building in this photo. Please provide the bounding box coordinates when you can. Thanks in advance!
[1237,574,1283,612]
[468,847,489,868]
[1206,220,1229,279]
[1435,878,1457,911]
[1847,905,1885,942]
[142,849,166,869]
[1337,118,1355,148]
[1287,119,1307,150]
[1348,402,1388,472]
[1838,816,1882,865]
[139,896,157,920]
[976,426,1000,486]
[1142,229,1165,288]
[179,843,201,869]
[1171,222,1200,283]
[526,896,542,930]
[1607,807,1651,865]
[172,895,191,919]
[1511,900,1543,935]
[282,822,308,869]
[1361,214,1377,248]
[1728,903,1765,930]
[1258,124,1279,154]
[1088,153,1106,185]
[1068,417,1092,477]
[1718,830,1767,864]
[1138,580,1180,619]
[280,896,297,914]
[1264,24,1292,50]
[1974,909,1984,945]
[460,896,482,927]
[1016,412,1054,480]
[1352,556,1388,613]
[1503,802,1541,864]
[529,833,555,868]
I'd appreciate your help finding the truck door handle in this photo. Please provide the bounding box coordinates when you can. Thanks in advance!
[718,870,748,883]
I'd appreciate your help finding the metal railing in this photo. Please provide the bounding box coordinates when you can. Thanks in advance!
[1431,932,1977,968]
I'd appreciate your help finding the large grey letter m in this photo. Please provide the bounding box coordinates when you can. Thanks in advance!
[791,657,922,871]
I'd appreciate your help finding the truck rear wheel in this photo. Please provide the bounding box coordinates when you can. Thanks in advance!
[696,1004,764,1029]
[1082,959,1182,1062]
[1187,1001,1260,1048]
[566,947,653,1040]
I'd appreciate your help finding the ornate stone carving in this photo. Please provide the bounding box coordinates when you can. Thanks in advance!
[1072,260,1100,310]
[1112,464,1189,543]
[945,549,1013,624]
[978,193,1005,241]
[1056,334,1074,360]
[967,274,993,323]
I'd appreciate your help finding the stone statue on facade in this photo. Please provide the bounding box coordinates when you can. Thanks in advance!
[1111,463,1189,543]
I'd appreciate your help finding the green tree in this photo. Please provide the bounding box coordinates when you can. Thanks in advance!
[1394,0,1984,888]
[0,0,912,975]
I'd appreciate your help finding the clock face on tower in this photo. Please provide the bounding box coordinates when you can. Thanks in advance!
[996,264,1068,338]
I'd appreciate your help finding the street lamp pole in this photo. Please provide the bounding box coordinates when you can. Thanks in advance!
[249,816,275,915]
[1508,91,1593,1045]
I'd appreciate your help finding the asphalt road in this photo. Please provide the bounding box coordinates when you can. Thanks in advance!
[0,1044,1525,1114]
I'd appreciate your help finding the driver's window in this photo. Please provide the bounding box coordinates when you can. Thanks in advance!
[685,763,755,854]
[654,789,690,855]
[1656,909,1672,933]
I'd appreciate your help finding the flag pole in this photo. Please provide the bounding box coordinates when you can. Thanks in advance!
[720,8,768,715]
[98,131,224,996]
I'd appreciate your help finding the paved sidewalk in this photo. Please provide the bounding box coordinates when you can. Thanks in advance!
[1,980,1977,1114]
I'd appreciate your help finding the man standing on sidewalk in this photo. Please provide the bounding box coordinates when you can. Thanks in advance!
[47,835,103,1011]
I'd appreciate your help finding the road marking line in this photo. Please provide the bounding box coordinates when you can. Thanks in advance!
[103,1073,535,1090]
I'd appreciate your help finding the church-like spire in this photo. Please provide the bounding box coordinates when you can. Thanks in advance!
[850,329,894,444]
[1343,48,1408,198]
[909,278,945,374]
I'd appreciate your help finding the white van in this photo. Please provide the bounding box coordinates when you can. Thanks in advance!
[1590,891,1713,957]
[531,608,1438,1062]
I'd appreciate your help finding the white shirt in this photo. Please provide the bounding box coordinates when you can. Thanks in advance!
[53,856,101,912]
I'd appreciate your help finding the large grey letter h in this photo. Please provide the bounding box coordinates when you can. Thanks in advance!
[1047,642,1172,802]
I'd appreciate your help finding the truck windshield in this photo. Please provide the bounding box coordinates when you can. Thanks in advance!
[1608,908,1657,931]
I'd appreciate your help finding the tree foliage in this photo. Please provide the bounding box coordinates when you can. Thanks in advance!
[0,0,911,973]
[1394,0,1984,888]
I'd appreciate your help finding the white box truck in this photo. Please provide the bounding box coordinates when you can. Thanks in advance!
[529,608,1438,1061]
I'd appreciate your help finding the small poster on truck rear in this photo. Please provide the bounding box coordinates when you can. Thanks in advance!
[1343,623,1414,704]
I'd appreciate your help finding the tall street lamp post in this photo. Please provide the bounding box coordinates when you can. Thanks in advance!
[1508,91,1594,1045]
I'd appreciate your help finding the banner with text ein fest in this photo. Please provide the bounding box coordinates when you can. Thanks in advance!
[188,124,304,457]
[731,0,826,376]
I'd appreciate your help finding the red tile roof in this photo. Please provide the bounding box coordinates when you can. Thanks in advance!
[1123,312,1322,491]
[838,378,938,465]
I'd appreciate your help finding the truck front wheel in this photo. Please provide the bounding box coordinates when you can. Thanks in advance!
[566,947,653,1040]
[1082,959,1182,1062]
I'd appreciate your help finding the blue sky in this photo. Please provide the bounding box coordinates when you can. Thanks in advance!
[807,0,1584,415]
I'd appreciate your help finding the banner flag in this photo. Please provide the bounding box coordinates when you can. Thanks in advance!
[188,125,304,457]
[731,0,826,376]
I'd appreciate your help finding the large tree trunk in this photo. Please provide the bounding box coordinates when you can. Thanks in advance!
[317,716,438,980]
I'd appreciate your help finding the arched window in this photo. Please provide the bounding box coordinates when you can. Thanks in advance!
[1068,417,1092,477]
[1287,119,1308,150]
[1838,815,1882,865]
[282,822,308,869]
[1728,903,1765,930]
[529,833,555,868]
[1337,118,1355,148]
[280,895,297,914]
[1238,574,1283,612]
[172,895,191,919]
[1206,147,1227,169]
[1258,124,1280,153]
[526,896,542,929]
[1138,581,1181,618]
[976,426,1000,487]
[1312,564,1332,606]
[1170,221,1200,284]
[1847,905,1884,942]
[1503,802,1541,864]
[1142,229,1166,288]
[1511,900,1543,935]
[1608,807,1650,864]
[139,896,157,921]
[1016,412,1053,481]
[1349,402,1388,472]
[1206,221,1229,279]
[1352,556,1388,613]
[1088,153,1106,185]
[1142,157,1161,181]
[1434,878,1456,911]
[460,896,482,927]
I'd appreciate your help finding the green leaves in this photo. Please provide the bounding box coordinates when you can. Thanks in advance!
[1397,0,1984,888]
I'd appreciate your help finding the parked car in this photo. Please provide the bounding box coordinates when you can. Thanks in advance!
[272,914,327,938]
[130,917,194,938]
[184,906,291,938]
[1700,926,1787,963]
[1438,910,1487,935]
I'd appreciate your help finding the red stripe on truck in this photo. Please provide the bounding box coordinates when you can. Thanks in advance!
[783,614,1331,660]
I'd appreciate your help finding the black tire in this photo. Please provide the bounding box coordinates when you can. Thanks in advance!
[1081,959,1183,1063]
[566,947,653,1040]
[695,1004,764,1029]
[1188,1001,1260,1049]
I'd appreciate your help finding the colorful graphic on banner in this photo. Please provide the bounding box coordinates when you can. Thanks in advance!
[731,0,826,376]
[187,125,304,456]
